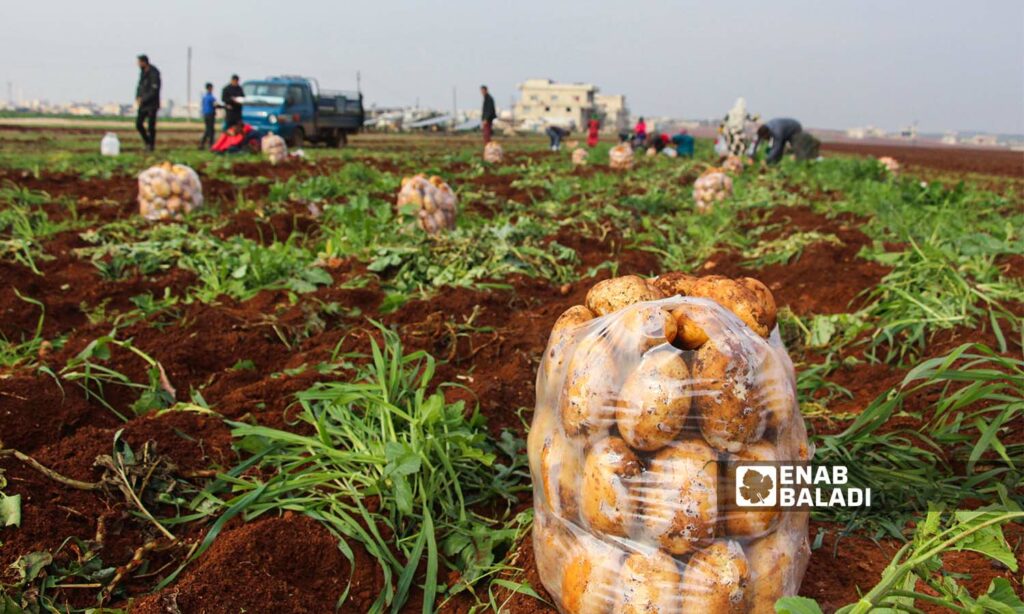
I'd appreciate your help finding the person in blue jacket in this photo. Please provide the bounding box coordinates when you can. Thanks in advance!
[198,83,218,149]
[752,118,819,164]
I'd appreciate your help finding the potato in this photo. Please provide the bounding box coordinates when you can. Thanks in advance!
[754,346,794,432]
[639,439,717,555]
[687,277,774,337]
[692,338,765,453]
[680,541,750,613]
[585,275,665,317]
[151,177,171,198]
[745,528,799,613]
[669,307,709,350]
[562,534,622,614]
[560,335,619,437]
[533,514,575,593]
[613,551,681,614]
[581,437,642,536]
[651,272,699,297]
[611,305,678,353]
[737,278,777,333]
[616,346,691,451]
[538,428,583,519]
[722,441,780,537]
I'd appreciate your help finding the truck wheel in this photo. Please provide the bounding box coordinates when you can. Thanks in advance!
[332,130,348,148]
[290,127,305,148]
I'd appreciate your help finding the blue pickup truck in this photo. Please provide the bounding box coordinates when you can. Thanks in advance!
[241,76,364,147]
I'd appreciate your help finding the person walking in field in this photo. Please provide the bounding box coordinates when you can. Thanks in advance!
[480,85,497,144]
[221,75,245,130]
[198,83,217,150]
[586,117,600,147]
[134,54,160,151]
[751,118,819,164]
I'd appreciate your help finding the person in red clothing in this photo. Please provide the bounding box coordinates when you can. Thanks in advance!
[634,117,647,139]
[211,122,263,154]
[586,118,600,147]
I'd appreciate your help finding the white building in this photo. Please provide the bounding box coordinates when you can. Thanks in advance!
[513,79,595,131]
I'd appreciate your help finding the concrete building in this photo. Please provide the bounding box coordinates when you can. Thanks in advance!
[594,94,629,132]
[513,79,595,131]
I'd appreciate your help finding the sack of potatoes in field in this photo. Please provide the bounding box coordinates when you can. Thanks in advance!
[722,155,745,174]
[484,141,504,164]
[529,272,811,614]
[137,162,203,221]
[396,174,458,235]
[877,156,900,175]
[609,143,634,170]
[261,133,288,165]
[693,169,733,213]
[571,148,589,166]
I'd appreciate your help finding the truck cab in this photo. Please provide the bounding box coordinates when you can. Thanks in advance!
[241,76,364,147]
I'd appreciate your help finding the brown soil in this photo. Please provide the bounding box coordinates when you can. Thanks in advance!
[822,142,1024,178]
[701,206,890,314]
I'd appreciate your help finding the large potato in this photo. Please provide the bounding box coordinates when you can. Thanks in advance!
[745,527,800,613]
[581,437,642,536]
[687,277,775,337]
[692,338,765,453]
[613,551,681,614]
[639,439,717,555]
[533,513,575,595]
[540,305,595,389]
[562,534,622,614]
[651,272,699,297]
[722,441,780,537]
[610,305,678,353]
[560,335,619,437]
[585,275,665,317]
[538,428,583,519]
[669,306,709,350]
[616,346,691,451]
[737,278,777,332]
[679,541,750,613]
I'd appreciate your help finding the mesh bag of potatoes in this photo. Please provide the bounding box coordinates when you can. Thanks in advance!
[137,162,203,221]
[609,143,634,170]
[530,273,811,614]
[722,155,745,174]
[396,174,458,235]
[261,133,288,165]
[693,169,733,213]
[484,141,504,163]
[877,156,900,175]
[572,148,589,166]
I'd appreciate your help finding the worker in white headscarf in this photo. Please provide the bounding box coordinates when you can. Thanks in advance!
[719,97,758,158]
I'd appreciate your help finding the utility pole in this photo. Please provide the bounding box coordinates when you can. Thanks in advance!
[186,46,193,121]
[356,70,361,94]
[6,82,12,105]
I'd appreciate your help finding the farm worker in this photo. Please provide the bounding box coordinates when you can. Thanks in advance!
[633,117,647,147]
[752,118,819,164]
[586,118,600,147]
[211,122,264,154]
[481,85,497,143]
[134,54,161,152]
[198,83,217,150]
[221,75,245,130]
[671,129,695,158]
[545,125,570,151]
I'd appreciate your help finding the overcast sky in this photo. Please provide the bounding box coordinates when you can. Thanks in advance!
[3,0,1022,133]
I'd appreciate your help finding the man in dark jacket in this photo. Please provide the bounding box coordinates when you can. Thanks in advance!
[751,118,818,164]
[135,54,160,151]
[480,85,496,144]
[221,75,245,130]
